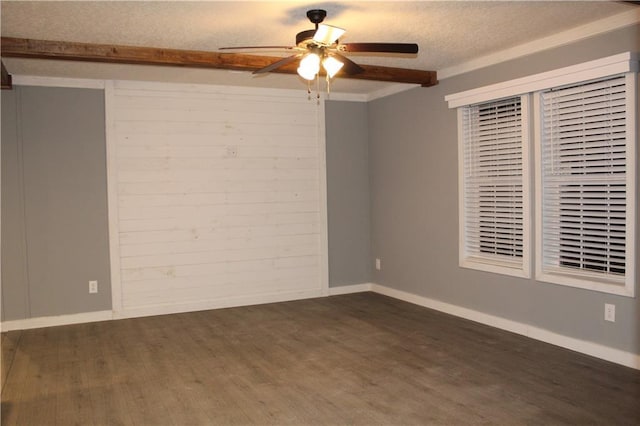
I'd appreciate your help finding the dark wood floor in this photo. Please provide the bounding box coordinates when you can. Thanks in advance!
[2,292,639,425]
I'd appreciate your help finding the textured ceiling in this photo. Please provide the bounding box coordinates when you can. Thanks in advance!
[1,1,637,95]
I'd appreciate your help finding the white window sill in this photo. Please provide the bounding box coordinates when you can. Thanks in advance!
[461,256,531,279]
[536,269,635,297]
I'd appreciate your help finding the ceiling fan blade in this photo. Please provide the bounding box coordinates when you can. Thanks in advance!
[339,43,419,54]
[313,24,346,46]
[219,46,295,50]
[331,53,365,75]
[253,54,302,74]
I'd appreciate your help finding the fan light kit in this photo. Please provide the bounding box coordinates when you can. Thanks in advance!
[221,9,419,99]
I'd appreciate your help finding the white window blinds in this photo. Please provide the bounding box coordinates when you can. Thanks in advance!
[539,75,628,283]
[461,96,527,273]
[451,54,636,294]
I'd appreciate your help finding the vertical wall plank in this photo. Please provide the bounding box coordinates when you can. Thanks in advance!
[1,88,30,320]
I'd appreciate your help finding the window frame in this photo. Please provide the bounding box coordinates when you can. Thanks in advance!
[447,52,637,297]
[533,72,637,297]
[457,95,531,279]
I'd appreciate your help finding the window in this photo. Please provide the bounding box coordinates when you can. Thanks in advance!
[448,53,637,296]
[535,74,635,295]
[458,96,530,277]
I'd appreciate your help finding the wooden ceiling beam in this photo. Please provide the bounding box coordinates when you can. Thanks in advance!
[1,37,437,87]
[1,61,12,90]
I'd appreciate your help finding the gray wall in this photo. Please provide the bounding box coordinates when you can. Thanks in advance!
[325,101,371,287]
[1,86,112,321]
[368,24,640,354]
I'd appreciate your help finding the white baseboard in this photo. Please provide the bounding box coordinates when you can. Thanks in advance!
[0,289,325,330]
[113,288,325,320]
[2,282,637,370]
[328,283,374,295]
[1,310,113,332]
[368,283,640,370]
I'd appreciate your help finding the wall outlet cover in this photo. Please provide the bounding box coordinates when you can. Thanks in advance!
[604,303,615,322]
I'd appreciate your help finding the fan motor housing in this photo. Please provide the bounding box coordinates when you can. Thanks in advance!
[297,9,327,47]
[296,29,317,47]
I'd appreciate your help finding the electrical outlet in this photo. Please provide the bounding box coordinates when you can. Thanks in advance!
[604,303,615,322]
[89,280,98,294]
[375,258,381,271]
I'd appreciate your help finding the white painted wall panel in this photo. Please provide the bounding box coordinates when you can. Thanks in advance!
[107,81,327,314]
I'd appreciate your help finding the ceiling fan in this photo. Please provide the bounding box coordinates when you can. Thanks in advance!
[0,8,436,90]
[220,9,420,82]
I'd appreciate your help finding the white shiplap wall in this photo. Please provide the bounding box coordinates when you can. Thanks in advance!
[106,81,327,318]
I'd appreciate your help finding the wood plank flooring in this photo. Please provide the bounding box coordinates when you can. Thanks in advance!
[2,292,639,425]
